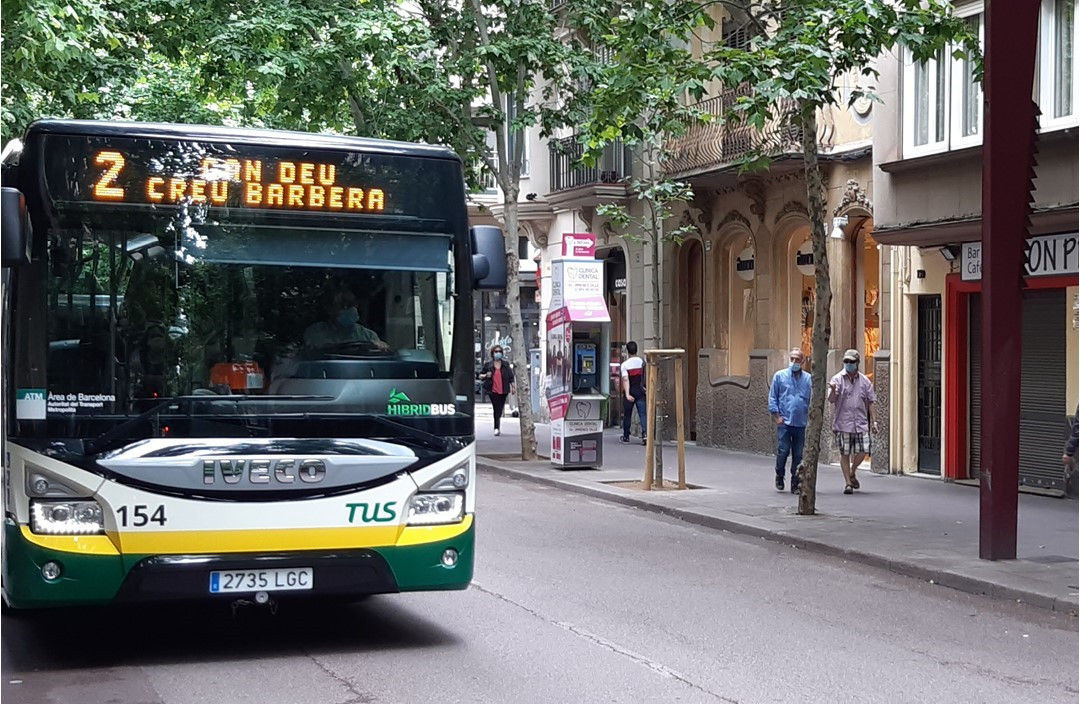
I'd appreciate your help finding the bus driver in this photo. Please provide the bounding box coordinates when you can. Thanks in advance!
[303,286,390,351]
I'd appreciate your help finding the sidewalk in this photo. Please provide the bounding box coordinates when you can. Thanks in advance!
[474,406,1079,613]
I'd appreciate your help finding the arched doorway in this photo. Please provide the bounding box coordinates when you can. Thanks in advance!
[682,240,704,436]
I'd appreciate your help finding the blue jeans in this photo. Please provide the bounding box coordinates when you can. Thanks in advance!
[775,424,806,482]
[623,395,648,438]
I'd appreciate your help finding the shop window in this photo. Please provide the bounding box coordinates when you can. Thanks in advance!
[727,240,755,376]
[788,229,816,361]
[860,228,881,380]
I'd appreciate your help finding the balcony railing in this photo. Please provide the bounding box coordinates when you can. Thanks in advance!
[549,136,633,193]
[663,87,803,178]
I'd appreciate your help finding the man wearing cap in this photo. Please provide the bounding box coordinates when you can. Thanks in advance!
[768,348,812,493]
[828,349,878,494]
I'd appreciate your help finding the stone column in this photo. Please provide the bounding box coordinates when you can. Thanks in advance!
[872,350,891,473]
[827,233,856,352]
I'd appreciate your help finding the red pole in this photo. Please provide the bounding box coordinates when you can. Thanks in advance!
[979,1,1040,560]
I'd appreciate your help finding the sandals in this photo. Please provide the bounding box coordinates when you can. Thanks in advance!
[844,485,854,495]
[851,477,860,490]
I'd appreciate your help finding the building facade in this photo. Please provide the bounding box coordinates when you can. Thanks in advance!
[479,0,1078,491]
[873,0,1079,495]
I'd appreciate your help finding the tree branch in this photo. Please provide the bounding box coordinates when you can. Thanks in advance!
[467,0,510,192]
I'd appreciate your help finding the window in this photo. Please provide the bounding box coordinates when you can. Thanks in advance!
[951,14,984,146]
[473,131,498,195]
[44,225,456,427]
[505,94,530,178]
[1041,0,1078,128]
[902,8,984,156]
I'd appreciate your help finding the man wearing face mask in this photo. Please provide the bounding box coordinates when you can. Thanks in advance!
[303,287,390,351]
[828,349,878,495]
[769,348,813,493]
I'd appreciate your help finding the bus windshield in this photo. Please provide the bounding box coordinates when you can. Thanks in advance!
[45,221,456,422]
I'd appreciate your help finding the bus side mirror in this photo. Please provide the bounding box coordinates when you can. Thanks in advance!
[471,225,507,290]
[1,187,32,268]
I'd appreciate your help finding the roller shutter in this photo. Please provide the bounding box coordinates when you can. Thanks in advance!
[968,290,1068,493]
[1018,290,1067,492]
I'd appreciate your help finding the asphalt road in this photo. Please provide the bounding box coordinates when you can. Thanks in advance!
[3,474,1077,704]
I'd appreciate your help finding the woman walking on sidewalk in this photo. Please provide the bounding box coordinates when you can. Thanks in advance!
[480,346,515,436]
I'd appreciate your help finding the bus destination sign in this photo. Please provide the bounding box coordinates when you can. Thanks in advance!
[42,135,414,217]
[90,150,385,213]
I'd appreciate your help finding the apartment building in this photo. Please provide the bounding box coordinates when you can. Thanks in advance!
[874,0,1078,495]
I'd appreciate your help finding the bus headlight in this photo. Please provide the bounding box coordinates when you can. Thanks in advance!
[406,493,465,525]
[30,500,106,535]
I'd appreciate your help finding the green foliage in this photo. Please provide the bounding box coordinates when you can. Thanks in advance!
[574,0,715,154]
[1,0,150,142]
[706,0,982,140]
[573,0,715,247]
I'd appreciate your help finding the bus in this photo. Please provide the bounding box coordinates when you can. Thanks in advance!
[0,120,506,609]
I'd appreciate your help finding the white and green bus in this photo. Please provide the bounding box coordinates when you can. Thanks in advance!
[0,120,505,609]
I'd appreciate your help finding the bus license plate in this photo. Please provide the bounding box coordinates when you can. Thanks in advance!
[209,568,314,593]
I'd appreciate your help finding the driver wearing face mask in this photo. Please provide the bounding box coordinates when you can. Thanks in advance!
[303,287,389,351]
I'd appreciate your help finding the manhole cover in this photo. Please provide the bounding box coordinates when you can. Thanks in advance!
[1023,555,1078,564]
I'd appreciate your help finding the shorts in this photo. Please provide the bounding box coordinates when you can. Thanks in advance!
[834,431,871,456]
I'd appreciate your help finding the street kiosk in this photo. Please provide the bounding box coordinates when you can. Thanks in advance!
[546,251,610,468]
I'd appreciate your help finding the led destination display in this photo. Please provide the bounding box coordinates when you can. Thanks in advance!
[41,134,461,221]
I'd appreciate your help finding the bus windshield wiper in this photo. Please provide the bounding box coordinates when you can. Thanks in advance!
[84,395,333,456]
[361,414,453,453]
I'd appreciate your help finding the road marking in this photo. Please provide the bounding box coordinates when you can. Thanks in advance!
[471,581,738,703]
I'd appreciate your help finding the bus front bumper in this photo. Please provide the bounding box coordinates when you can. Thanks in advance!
[2,518,474,609]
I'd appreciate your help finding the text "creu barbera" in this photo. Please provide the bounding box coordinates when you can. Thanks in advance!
[91,150,386,212]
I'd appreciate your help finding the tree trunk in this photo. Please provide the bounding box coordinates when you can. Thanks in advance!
[501,197,538,461]
[796,107,832,516]
[647,149,664,485]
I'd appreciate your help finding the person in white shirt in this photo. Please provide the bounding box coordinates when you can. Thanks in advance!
[620,341,647,445]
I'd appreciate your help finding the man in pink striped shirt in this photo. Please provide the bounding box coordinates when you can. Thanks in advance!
[828,349,878,495]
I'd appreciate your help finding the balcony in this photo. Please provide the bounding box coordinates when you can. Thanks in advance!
[663,87,803,180]
[548,136,632,194]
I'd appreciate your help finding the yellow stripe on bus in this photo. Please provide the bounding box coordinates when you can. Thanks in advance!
[19,529,120,556]
[20,515,473,556]
[395,515,474,546]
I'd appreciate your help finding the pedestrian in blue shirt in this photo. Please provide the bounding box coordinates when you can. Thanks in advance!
[768,348,813,493]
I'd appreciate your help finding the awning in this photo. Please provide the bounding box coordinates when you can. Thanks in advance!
[563,298,610,323]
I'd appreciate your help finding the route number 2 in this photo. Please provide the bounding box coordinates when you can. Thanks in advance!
[93,150,126,201]
[118,504,167,527]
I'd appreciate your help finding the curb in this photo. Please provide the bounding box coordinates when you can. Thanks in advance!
[477,458,1077,614]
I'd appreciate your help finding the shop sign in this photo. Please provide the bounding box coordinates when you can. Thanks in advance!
[795,241,815,277]
[614,277,627,291]
[961,233,1079,282]
[561,232,596,258]
[736,247,755,281]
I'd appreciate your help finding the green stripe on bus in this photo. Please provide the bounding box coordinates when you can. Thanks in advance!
[3,521,135,608]
[376,520,475,592]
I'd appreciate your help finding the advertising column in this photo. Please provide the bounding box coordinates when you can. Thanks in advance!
[547,234,611,468]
